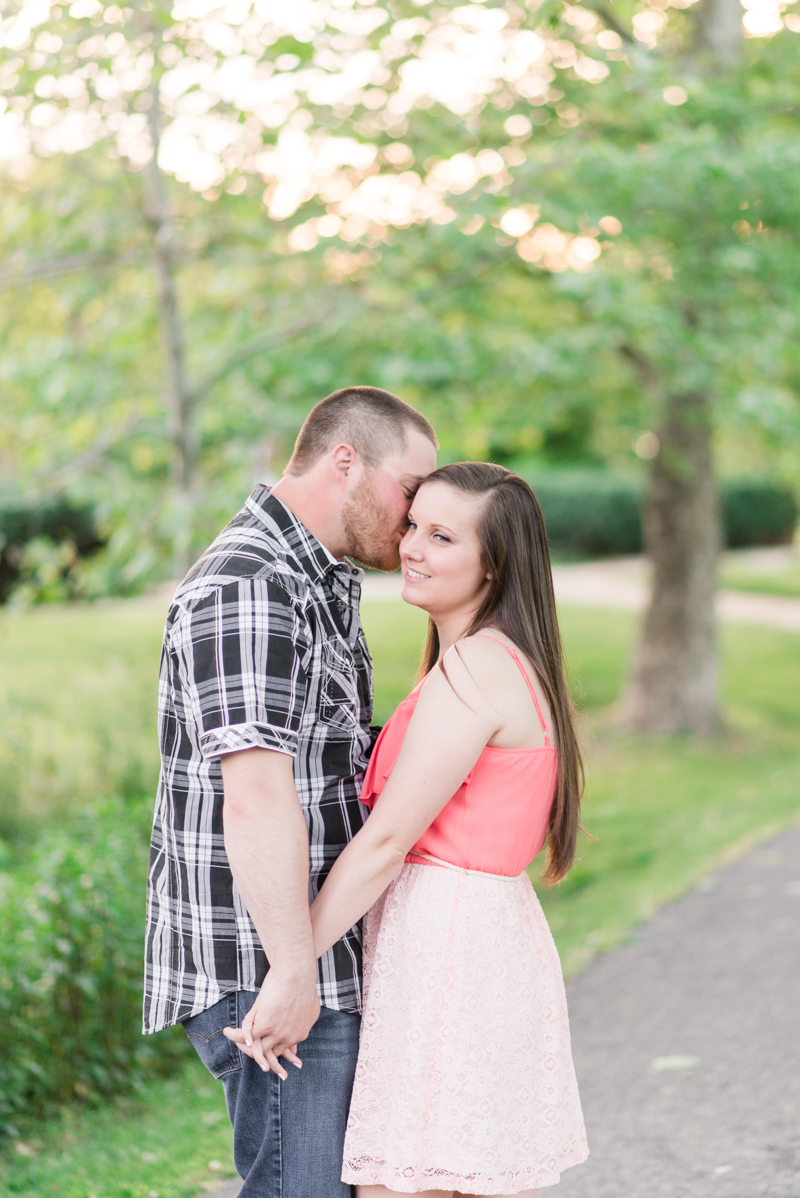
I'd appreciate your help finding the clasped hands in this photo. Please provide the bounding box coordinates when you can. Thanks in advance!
[223,965,320,1081]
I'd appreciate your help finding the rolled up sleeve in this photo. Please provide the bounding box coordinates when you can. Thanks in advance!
[170,578,308,760]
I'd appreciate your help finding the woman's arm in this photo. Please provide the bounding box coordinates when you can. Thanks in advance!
[311,641,503,957]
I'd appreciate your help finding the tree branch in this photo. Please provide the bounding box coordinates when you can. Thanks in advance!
[620,344,660,388]
[583,3,636,45]
[0,251,138,291]
[185,304,338,405]
[25,415,150,500]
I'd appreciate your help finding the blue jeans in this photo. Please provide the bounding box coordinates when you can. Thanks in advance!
[183,990,360,1198]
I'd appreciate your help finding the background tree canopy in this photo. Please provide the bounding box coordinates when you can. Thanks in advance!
[1,0,798,600]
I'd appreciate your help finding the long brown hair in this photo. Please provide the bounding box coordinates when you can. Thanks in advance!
[417,462,584,884]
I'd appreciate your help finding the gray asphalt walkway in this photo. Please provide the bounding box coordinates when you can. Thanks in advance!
[559,824,800,1198]
[547,557,800,633]
[200,1180,240,1197]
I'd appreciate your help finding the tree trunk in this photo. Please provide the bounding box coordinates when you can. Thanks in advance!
[697,0,743,66]
[144,85,198,578]
[621,390,721,736]
[620,0,739,737]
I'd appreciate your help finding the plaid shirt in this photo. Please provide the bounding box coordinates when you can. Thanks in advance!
[143,486,373,1034]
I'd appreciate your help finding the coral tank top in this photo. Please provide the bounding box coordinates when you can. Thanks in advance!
[360,637,558,878]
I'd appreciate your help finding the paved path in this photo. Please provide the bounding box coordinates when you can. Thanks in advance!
[560,824,800,1198]
[199,1181,240,1198]
[199,1180,240,1198]
[547,557,800,633]
[360,554,800,633]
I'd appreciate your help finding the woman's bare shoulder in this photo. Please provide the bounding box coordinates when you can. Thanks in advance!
[408,638,504,735]
[441,632,522,689]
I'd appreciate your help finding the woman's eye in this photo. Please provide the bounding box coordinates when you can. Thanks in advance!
[407,521,417,530]
[433,533,450,543]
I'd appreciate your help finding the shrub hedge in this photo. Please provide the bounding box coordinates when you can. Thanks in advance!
[0,498,104,604]
[527,472,644,557]
[721,480,799,549]
[522,472,798,557]
[0,802,188,1132]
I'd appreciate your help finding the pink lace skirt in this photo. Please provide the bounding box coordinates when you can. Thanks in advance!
[342,860,588,1195]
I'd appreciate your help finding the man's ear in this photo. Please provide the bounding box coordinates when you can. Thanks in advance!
[330,443,358,487]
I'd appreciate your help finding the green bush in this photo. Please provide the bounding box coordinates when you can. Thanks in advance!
[0,802,188,1131]
[0,499,104,604]
[526,471,644,557]
[520,470,797,557]
[721,479,799,549]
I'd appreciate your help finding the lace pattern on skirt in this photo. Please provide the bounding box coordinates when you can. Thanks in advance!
[342,861,588,1195]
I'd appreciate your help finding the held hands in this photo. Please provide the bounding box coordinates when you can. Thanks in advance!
[223,1025,302,1077]
[223,965,320,1080]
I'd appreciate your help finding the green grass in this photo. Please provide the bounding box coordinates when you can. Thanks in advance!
[360,599,428,722]
[1,598,799,1194]
[0,1059,235,1197]
[0,600,163,845]
[721,562,800,598]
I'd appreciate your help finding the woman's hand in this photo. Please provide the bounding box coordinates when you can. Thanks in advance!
[220,960,318,1078]
[223,1024,302,1078]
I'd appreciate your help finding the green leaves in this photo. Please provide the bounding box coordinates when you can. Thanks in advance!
[2,1,799,597]
[0,801,190,1124]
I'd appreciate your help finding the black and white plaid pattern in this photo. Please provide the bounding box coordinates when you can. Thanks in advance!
[143,487,373,1034]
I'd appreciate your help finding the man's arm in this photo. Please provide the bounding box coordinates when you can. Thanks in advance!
[221,747,320,1076]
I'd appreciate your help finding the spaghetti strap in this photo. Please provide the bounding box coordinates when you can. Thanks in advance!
[473,635,551,746]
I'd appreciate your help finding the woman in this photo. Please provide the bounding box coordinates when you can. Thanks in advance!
[307,462,589,1197]
[234,462,588,1194]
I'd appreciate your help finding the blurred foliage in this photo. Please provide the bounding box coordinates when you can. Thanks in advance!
[524,469,646,556]
[0,497,104,603]
[1,0,799,590]
[721,478,799,548]
[517,471,798,557]
[0,799,190,1128]
[0,1060,236,1198]
[0,604,162,843]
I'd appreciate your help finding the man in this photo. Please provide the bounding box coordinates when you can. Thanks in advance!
[143,386,438,1197]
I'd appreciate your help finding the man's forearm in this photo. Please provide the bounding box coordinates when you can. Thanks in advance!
[221,748,316,981]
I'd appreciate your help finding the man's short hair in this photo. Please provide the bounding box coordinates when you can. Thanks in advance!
[286,386,438,476]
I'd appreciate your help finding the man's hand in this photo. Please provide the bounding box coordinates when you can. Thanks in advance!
[223,965,320,1078]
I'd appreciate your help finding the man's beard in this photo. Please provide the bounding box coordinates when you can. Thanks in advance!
[341,475,405,572]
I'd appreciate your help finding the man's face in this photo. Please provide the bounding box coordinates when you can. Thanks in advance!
[341,428,437,571]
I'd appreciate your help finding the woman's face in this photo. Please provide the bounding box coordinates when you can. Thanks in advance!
[399,481,491,620]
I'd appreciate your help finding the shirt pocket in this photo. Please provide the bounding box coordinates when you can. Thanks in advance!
[319,639,359,733]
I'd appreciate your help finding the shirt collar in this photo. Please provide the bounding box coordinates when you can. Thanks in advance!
[246,484,364,594]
